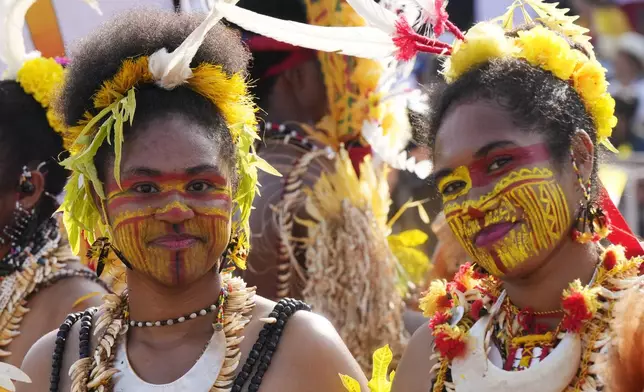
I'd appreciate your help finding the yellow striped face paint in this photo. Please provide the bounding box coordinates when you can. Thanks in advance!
[444,167,570,276]
[106,171,232,286]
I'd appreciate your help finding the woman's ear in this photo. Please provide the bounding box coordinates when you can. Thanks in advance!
[17,170,45,210]
[571,129,595,183]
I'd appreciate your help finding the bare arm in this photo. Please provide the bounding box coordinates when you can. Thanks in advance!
[262,310,369,391]
[391,321,436,392]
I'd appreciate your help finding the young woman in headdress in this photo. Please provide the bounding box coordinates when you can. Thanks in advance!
[206,0,644,390]
[20,7,366,392]
[0,0,108,368]
[391,2,644,391]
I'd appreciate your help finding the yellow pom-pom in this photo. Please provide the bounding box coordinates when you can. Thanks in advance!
[419,279,451,317]
[573,60,608,102]
[590,93,618,141]
[443,22,514,83]
[515,26,578,81]
[16,57,64,109]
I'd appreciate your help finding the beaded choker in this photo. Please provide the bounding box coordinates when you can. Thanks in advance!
[127,287,228,330]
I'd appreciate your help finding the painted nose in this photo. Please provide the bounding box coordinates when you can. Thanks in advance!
[155,201,195,224]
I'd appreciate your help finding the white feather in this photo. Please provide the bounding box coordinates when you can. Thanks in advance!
[82,0,103,15]
[148,0,240,89]
[345,0,397,33]
[215,2,397,60]
[0,0,39,80]
[414,160,432,179]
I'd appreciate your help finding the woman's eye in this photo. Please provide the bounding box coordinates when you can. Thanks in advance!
[187,181,212,192]
[441,181,465,196]
[488,157,512,172]
[133,184,159,194]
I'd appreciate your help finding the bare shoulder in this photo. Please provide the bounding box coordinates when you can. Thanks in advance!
[244,296,368,391]
[31,262,107,313]
[391,321,436,392]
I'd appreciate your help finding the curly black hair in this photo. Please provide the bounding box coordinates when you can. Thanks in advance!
[58,8,251,186]
[423,28,602,196]
[235,0,309,107]
[0,81,68,226]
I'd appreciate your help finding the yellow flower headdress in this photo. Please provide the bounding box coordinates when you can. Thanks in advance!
[210,0,617,152]
[441,0,617,151]
[59,6,279,269]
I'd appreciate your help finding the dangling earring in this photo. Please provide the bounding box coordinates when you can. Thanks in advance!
[87,237,132,276]
[18,166,35,195]
[570,147,610,243]
[0,202,35,247]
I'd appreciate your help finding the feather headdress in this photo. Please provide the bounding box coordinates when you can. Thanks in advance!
[214,0,619,155]
[216,0,433,178]
[214,0,456,61]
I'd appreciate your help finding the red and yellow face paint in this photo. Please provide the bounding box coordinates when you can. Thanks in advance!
[105,172,232,286]
[438,144,571,276]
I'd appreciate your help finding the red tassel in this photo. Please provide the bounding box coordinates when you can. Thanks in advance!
[393,18,419,61]
[445,20,466,41]
[414,35,452,49]
[431,0,449,36]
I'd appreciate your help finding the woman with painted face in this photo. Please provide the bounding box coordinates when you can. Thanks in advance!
[0,0,108,369]
[390,3,644,392]
[19,7,366,392]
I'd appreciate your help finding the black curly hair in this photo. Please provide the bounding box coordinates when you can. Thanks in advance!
[0,81,68,226]
[235,0,309,107]
[58,8,251,187]
[424,27,602,197]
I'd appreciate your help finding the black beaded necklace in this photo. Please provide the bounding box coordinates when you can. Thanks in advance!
[50,311,83,392]
[232,298,310,392]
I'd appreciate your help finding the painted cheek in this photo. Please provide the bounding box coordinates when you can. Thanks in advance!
[444,167,571,276]
[112,213,230,286]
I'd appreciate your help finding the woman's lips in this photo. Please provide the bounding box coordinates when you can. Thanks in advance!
[150,235,200,250]
[474,222,519,247]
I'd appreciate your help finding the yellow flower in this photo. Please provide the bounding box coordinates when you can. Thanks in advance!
[573,60,608,102]
[515,26,578,81]
[46,109,67,137]
[590,93,617,141]
[16,57,64,109]
[419,279,451,317]
[443,22,514,83]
